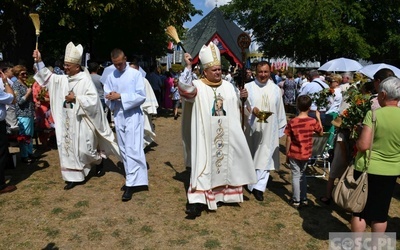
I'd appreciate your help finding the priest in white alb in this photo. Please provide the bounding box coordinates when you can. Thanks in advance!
[33,42,120,190]
[179,42,256,218]
[101,60,158,149]
[244,61,287,201]
[103,49,148,202]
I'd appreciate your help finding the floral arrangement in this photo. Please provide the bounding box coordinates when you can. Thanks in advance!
[311,87,335,110]
[25,75,35,87]
[38,87,48,101]
[341,85,371,139]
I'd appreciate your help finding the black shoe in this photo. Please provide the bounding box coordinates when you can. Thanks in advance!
[95,161,104,176]
[252,189,264,201]
[243,185,252,194]
[174,116,178,120]
[319,196,331,205]
[121,185,148,192]
[28,154,40,160]
[185,203,204,217]
[122,187,134,201]
[21,157,33,164]
[64,182,77,190]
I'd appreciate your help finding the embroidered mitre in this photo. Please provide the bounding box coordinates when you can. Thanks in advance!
[199,41,221,69]
[64,42,83,65]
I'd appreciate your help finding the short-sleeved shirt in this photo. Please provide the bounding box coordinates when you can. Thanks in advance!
[0,89,14,121]
[355,107,400,176]
[170,86,180,101]
[91,73,104,100]
[299,79,329,111]
[284,116,322,160]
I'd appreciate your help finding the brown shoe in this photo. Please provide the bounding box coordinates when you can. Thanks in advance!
[0,185,17,194]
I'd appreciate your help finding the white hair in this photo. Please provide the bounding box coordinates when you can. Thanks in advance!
[341,72,353,81]
[380,76,400,100]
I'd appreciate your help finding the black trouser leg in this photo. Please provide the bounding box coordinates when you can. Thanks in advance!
[0,120,10,186]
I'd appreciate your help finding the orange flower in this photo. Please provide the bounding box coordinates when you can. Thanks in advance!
[341,84,371,139]
[329,88,335,94]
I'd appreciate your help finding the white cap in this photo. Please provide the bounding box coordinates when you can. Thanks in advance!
[64,42,83,65]
[199,41,221,69]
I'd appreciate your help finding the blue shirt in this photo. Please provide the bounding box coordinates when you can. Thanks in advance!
[146,72,163,92]
[170,86,180,100]
[0,89,14,121]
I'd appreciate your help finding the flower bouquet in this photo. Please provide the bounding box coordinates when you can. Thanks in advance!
[38,87,48,101]
[340,85,371,139]
[311,87,335,110]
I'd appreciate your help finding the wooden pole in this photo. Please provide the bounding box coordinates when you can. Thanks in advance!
[237,33,251,130]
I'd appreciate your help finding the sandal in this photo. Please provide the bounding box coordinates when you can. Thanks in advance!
[319,196,331,205]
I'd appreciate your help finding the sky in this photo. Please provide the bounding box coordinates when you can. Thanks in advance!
[184,0,232,29]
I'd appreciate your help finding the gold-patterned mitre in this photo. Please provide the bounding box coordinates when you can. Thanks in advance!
[199,41,221,69]
[64,41,83,65]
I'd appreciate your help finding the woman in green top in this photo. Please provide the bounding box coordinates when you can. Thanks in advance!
[351,76,400,233]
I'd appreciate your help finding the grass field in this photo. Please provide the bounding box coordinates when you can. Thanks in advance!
[1,113,399,249]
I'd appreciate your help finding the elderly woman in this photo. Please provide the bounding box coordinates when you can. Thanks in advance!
[12,65,37,163]
[351,76,400,232]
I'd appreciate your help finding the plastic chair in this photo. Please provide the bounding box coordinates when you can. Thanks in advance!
[307,132,331,178]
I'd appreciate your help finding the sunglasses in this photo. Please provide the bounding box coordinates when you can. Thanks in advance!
[19,72,27,76]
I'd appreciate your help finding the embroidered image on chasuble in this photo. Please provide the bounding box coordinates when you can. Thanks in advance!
[212,93,226,116]
[211,92,226,175]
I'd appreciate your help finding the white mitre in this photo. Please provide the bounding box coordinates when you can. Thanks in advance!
[199,41,221,69]
[64,42,83,65]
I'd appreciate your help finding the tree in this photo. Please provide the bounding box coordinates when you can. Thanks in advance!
[0,0,201,67]
[361,0,400,65]
[221,0,400,65]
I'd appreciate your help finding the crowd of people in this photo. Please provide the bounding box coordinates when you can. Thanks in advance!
[1,41,399,235]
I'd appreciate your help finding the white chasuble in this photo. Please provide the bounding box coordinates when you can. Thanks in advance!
[181,78,256,209]
[34,67,120,182]
[142,78,158,148]
[244,80,287,171]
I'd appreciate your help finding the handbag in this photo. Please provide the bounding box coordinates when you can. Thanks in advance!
[331,115,342,128]
[332,110,376,213]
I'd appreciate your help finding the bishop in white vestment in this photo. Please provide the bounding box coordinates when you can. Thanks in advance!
[179,42,256,217]
[33,42,120,190]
